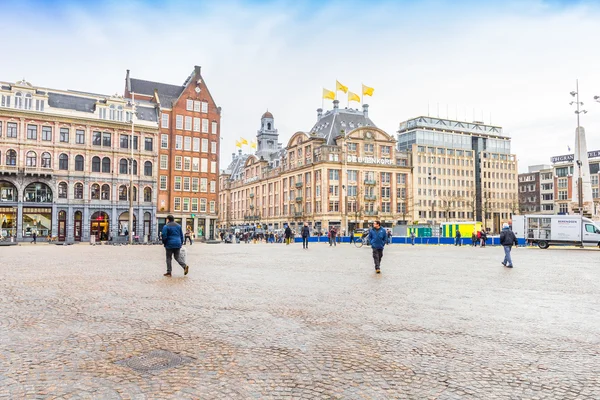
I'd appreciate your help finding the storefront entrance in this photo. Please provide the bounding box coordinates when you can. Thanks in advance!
[90,211,109,241]
[118,212,136,237]
[22,207,52,238]
[74,211,82,241]
[58,210,66,241]
[144,212,151,239]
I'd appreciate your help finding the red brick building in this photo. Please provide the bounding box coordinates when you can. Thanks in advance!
[125,66,221,239]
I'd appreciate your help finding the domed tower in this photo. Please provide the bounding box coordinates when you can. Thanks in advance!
[256,110,279,159]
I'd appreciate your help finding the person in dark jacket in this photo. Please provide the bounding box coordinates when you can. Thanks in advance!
[329,227,337,247]
[301,222,310,249]
[499,223,518,268]
[368,220,387,274]
[455,230,462,246]
[284,225,292,245]
[161,215,189,277]
[387,229,392,244]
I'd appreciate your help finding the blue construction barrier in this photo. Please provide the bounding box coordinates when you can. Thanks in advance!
[292,236,527,246]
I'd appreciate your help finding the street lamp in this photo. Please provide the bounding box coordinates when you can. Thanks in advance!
[570,81,586,216]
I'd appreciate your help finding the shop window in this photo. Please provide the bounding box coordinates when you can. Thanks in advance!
[58,182,68,199]
[74,183,83,199]
[101,184,110,200]
[23,182,52,203]
[0,181,17,201]
[91,184,100,200]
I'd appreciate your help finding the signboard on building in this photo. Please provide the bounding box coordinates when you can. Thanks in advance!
[551,150,600,163]
[346,155,393,165]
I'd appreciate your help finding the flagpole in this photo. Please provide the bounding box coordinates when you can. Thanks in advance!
[322,89,324,111]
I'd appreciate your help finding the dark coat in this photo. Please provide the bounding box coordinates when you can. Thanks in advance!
[285,227,292,238]
[301,226,310,238]
[162,221,184,249]
[500,228,518,246]
[368,227,387,249]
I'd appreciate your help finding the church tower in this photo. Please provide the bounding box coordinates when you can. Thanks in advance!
[256,110,280,159]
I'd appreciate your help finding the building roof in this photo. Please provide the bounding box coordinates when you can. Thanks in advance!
[309,107,376,145]
[262,110,273,119]
[129,78,184,108]
[225,152,251,180]
[47,92,97,113]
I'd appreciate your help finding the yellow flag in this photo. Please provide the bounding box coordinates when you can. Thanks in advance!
[336,80,348,94]
[235,140,242,148]
[348,91,360,103]
[362,84,374,97]
[323,88,335,100]
[250,141,257,149]
[240,137,248,145]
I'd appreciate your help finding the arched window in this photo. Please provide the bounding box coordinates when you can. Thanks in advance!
[92,156,101,172]
[26,151,37,167]
[24,93,32,110]
[23,182,52,202]
[0,181,17,202]
[119,158,128,174]
[41,152,52,168]
[90,183,100,200]
[6,150,16,166]
[144,161,152,176]
[58,182,68,199]
[74,183,83,199]
[75,155,84,171]
[117,105,123,121]
[144,187,152,202]
[101,157,111,173]
[59,153,69,170]
[109,104,116,120]
[267,122,271,130]
[133,186,137,201]
[101,184,110,200]
[132,160,138,175]
[119,185,127,201]
[15,92,23,109]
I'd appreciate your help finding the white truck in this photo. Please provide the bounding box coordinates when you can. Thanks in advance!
[512,215,600,249]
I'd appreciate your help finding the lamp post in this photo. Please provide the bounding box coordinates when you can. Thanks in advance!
[129,93,136,244]
[570,81,587,216]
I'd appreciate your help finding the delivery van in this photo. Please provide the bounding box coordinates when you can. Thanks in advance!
[512,215,600,249]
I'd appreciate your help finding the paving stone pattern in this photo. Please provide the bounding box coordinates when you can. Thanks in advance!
[1,243,599,399]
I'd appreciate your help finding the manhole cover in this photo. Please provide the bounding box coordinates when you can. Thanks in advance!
[117,350,191,372]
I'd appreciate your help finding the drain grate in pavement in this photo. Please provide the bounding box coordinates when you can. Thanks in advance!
[117,350,191,372]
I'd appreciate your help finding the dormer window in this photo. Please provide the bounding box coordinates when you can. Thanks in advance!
[117,105,123,121]
[14,92,23,109]
[35,99,44,111]
[109,105,115,120]
[24,93,32,110]
[99,107,107,119]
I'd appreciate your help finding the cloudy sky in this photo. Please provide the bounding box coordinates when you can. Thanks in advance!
[3,0,600,171]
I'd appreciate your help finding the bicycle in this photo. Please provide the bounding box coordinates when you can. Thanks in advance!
[353,234,369,248]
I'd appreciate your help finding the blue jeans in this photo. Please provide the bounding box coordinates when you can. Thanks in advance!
[503,245,513,266]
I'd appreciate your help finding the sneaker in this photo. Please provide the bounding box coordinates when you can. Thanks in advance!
[375,267,381,274]
[501,262,506,266]
[184,265,189,275]
[506,265,513,268]
[163,273,172,277]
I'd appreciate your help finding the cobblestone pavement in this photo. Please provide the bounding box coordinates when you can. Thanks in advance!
[1,242,599,399]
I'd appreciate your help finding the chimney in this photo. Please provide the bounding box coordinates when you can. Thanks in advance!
[125,69,131,93]
[363,104,369,118]
[333,100,339,113]
[317,108,323,121]
[194,65,201,79]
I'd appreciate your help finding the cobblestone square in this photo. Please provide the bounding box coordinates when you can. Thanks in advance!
[1,243,599,399]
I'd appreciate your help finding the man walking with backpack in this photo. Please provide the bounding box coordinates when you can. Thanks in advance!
[368,220,388,274]
[500,223,518,268]
[161,215,189,277]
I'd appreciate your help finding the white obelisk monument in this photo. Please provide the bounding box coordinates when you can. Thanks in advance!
[572,126,594,215]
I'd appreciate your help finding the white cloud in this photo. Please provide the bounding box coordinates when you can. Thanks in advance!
[3,0,600,171]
